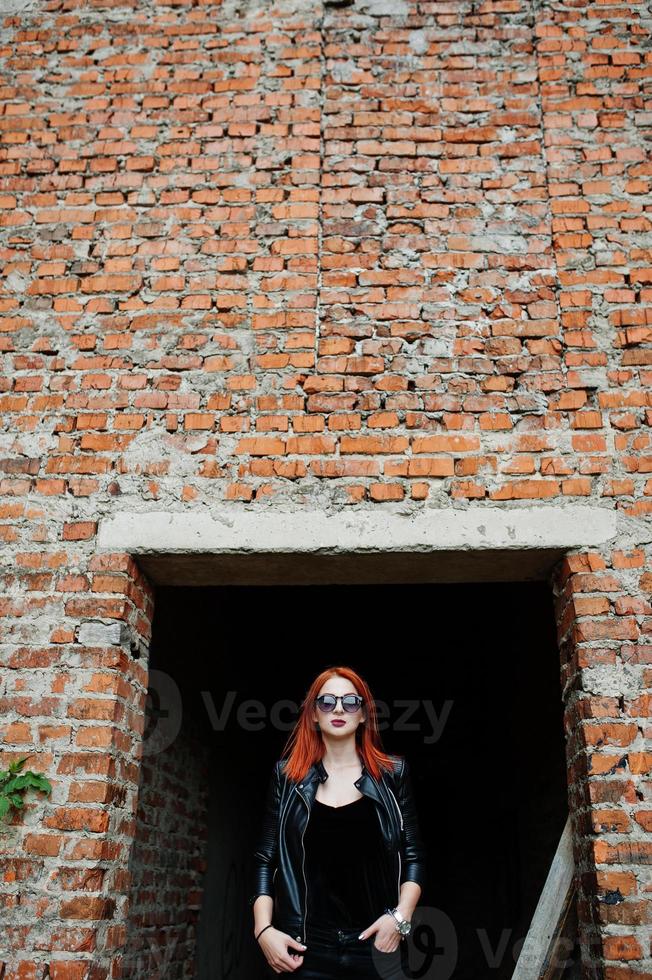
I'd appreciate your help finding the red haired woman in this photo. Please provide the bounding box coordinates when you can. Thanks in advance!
[249,667,427,978]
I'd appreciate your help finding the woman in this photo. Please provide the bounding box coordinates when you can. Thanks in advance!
[249,666,427,978]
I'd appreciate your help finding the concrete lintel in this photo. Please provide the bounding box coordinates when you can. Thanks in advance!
[97,506,618,585]
[98,506,616,555]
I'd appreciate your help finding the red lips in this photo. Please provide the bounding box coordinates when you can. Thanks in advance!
[331,720,345,726]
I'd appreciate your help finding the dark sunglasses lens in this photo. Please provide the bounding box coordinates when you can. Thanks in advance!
[317,696,336,711]
[343,697,361,712]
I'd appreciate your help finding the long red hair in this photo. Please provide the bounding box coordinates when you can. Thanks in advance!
[278,666,395,783]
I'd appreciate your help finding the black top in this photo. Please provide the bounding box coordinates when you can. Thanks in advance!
[303,792,392,930]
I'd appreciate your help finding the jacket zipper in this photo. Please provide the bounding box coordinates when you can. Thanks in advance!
[385,783,403,903]
[275,786,292,905]
[372,792,401,907]
[279,786,292,842]
[299,791,309,942]
[387,783,404,831]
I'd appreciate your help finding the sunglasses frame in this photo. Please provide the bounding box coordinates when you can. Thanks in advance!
[314,694,364,713]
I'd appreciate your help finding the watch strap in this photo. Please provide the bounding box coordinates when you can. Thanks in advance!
[384,906,411,939]
[385,907,406,925]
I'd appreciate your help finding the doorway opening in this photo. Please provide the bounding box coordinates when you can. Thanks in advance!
[123,580,571,980]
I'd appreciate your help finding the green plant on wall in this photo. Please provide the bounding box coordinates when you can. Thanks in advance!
[0,756,52,826]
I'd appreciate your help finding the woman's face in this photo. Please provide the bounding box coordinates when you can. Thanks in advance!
[312,675,366,738]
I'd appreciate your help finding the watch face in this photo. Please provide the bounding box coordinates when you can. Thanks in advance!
[399,920,411,934]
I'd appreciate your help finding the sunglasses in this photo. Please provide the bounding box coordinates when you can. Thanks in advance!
[315,694,364,713]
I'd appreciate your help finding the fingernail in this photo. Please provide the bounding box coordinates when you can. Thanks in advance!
[358,934,363,939]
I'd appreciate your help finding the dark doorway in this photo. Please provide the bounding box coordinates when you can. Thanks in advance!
[124,581,569,980]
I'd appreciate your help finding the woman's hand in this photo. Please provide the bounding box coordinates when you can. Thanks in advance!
[257,927,307,973]
[358,912,402,953]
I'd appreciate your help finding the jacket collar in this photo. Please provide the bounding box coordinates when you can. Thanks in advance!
[296,755,383,807]
[314,757,328,782]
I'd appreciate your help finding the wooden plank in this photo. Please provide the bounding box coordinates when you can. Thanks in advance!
[541,877,579,979]
[512,814,576,980]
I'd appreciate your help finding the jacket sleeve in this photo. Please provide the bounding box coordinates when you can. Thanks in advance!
[398,757,427,890]
[248,760,281,908]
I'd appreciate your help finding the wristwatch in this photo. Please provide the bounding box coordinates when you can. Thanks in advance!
[384,906,411,939]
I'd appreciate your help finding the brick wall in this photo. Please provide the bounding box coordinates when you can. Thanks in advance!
[0,555,153,980]
[553,552,652,978]
[122,714,209,980]
[0,0,650,977]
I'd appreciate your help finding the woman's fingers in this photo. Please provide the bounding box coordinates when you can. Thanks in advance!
[374,941,401,953]
[280,952,304,971]
[372,921,401,953]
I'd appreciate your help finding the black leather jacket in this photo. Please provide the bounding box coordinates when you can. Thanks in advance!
[249,753,427,944]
